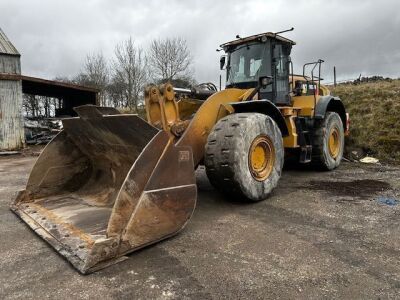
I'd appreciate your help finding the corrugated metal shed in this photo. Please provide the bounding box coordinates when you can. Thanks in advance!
[0,28,20,56]
[0,28,24,150]
[0,28,99,150]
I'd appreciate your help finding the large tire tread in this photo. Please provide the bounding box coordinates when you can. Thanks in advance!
[205,113,284,202]
[312,112,344,170]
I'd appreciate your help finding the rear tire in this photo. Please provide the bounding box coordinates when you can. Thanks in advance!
[312,112,344,170]
[204,113,284,202]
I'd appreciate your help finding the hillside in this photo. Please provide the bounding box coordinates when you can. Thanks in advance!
[330,79,400,164]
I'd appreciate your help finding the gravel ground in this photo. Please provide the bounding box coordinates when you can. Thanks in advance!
[0,155,399,299]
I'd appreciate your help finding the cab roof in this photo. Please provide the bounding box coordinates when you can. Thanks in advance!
[220,32,296,50]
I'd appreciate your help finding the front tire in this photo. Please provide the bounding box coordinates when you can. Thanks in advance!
[204,113,284,202]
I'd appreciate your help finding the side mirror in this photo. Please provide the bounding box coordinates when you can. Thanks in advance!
[220,56,226,70]
[259,76,273,89]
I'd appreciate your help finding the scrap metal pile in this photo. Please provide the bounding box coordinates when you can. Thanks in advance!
[24,118,62,145]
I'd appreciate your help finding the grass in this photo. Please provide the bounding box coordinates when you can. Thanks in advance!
[330,80,400,164]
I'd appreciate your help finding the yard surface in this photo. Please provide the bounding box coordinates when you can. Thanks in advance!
[0,155,399,299]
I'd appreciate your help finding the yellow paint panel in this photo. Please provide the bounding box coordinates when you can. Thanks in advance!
[292,95,316,117]
[283,116,298,148]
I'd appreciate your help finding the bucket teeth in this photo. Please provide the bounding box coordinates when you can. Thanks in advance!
[12,105,196,273]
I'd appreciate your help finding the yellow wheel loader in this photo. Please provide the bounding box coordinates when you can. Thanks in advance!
[11,31,349,273]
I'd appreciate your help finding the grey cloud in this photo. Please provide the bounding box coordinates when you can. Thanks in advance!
[1,0,399,84]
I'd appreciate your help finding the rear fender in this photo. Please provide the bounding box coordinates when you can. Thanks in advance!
[315,96,347,130]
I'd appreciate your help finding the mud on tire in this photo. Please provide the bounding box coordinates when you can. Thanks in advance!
[204,113,284,202]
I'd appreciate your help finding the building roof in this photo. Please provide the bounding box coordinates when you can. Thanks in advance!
[0,73,99,94]
[0,73,99,116]
[0,28,20,56]
[20,75,100,93]
[220,32,296,49]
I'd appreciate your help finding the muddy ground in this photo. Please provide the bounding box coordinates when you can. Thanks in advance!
[0,155,399,299]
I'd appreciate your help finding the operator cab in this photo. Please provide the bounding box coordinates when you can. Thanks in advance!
[220,32,295,105]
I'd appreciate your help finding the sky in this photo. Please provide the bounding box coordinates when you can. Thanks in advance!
[1,0,400,86]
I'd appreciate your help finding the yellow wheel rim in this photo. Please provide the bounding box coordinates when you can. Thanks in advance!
[328,127,340,158]
[249,135,275,181]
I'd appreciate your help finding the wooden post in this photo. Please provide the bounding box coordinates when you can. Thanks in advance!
[334,66,337,87]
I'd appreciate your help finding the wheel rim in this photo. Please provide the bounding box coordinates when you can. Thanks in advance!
[328,126,340,158]
[248,135,275,181]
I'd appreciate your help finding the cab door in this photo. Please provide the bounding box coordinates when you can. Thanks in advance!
[272,43,291,105]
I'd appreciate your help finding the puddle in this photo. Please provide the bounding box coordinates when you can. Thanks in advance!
[376,196,399,206]
[307,179,391,198]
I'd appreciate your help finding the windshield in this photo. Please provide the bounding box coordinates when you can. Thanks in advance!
[226,42,270,86]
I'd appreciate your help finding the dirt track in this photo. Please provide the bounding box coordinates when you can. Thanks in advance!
[0,155,399,299]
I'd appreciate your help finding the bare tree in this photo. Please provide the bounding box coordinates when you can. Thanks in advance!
[23,94,39,117]
[78,52,109,106]
[107,77,126,108]
[22,94,58,117]
[148,37,193,81]
[112,37,147,111]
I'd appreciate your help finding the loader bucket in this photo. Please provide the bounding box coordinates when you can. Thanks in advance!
[11,105,196,274]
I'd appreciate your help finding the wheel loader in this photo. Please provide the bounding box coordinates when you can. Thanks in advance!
[11,31,349,273]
